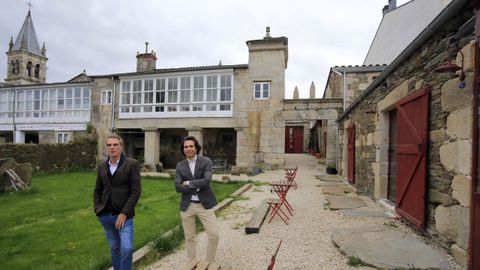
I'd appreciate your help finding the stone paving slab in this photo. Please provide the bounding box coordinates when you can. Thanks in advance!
[316,181,344,186]
[325,195,367,210]
[321,185,356,195]
[315,174,343,182]
[332,225,451,269]
[339,209,392,218]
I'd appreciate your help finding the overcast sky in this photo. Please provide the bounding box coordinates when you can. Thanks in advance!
[0,0,410,98]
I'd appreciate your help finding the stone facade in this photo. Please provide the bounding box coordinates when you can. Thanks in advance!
[337,4,474,266]
[89,33,290,172]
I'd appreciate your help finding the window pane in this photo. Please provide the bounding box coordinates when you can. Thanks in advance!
[156,92,165,103]
[206,104,216,111]
[121,93,130,105]
[180,90,190,103]
[207,89,217,101]
[193,90,203,102]
[144,79,153,91]
[122,81,131,92]
[74,99,81,109]
[263,83,269,98]
[144,106,153,112]
[83,98,90,109]
[168,78,178,89]
[145,92,153,104]
[220,104,231,111]
[194,76,203,88]
[156,79,165,90]
[133,80,142,91]
[74,88,81,98]
[168,91,178,103]
[207,76,217,88]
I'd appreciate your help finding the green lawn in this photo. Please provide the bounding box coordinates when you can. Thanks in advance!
[0,172,244,270]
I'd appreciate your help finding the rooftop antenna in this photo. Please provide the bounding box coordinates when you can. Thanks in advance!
[145,42,149,53]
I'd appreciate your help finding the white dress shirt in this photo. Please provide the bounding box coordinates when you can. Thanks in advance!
[187,155,200,201]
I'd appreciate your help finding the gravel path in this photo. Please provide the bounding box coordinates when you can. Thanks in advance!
[146,154,459,270]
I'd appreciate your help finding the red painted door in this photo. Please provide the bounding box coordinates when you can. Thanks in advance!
[285,127,303,153]
[292,127,303,153]
[395,87,429,229]
[347,124,355,183]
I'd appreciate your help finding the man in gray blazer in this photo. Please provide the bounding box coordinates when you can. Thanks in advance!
[94,134,141,270]
[175,135,219,263]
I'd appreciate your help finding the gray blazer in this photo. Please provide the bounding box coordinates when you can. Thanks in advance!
[175,155,217,211]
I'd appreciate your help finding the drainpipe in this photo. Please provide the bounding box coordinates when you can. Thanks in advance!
[111,75,119,131]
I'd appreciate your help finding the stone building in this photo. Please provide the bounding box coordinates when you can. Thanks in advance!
[0,8,342,172]
[0,10,92,144]
[88,29,341,172]
[336,0,478,267]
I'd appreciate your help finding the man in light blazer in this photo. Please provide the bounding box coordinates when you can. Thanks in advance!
[94,134,141,270]
[175,135,219,263]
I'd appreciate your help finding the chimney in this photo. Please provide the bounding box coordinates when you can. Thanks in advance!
[383,0,397,15]
[382,5,389,15]
[136,42,157,72]
[389,0,397,10]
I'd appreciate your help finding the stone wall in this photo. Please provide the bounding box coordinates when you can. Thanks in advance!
[337,6,474,267]
[0,140,97,173]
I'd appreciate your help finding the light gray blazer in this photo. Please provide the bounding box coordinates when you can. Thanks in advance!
[175,155,217,211]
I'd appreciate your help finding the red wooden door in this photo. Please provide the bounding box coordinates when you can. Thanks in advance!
[395,87,429,229]
[347,124,355,183]
[292,127,303,153]
[285,127,303,153]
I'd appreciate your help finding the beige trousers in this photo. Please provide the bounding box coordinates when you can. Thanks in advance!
[180,203,219,263]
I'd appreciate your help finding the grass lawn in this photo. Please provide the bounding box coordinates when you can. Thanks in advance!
[0,171,245,270]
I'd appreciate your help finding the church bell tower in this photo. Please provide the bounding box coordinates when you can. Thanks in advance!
[5,9,47,85]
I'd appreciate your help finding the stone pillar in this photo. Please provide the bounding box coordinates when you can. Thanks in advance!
[325,119,337,171]
[187,127,203,155]
[14,130,25,144]
[143,127,160,171]
[309,81,316,99]
[293,86,299,99]
[234,127,248,169]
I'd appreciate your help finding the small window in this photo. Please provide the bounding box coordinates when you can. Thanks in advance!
[57,132,70,144]
[253,82,270,99]
[101,90,112,105]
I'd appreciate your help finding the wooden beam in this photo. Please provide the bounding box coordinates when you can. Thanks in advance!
[182,258,200,270]
[245,198,270,234]
[207,262,221,270]
[196,261,209,270]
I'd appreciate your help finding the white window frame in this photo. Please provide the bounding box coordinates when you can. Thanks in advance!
[118,71,234,118]
[56,132,70,144]
[1,85,91,123]
[253,82,270,100]
[101,89,112,105]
